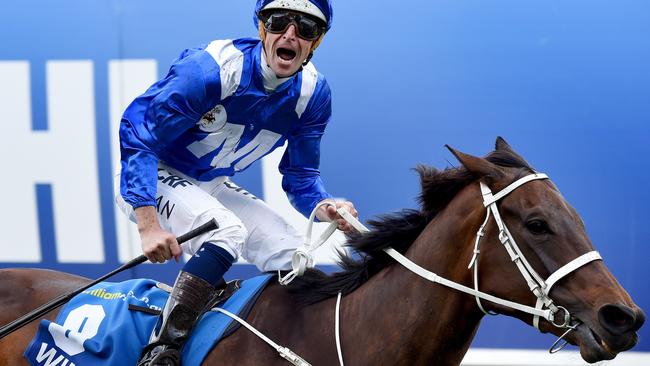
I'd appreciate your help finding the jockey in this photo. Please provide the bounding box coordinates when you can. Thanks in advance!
[115,0,357,365]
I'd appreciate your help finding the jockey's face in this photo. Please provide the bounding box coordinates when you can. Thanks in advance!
[263,18,315,78]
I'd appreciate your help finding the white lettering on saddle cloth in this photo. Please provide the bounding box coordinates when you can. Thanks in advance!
[35,343,76,366]
[81,287,162,312]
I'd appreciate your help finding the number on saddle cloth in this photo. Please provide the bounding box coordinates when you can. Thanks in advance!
[23,275,273,366]
[23,279,168,366]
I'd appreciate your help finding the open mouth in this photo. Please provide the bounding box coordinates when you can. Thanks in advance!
[575,323,618,362]
[276,47,297,62]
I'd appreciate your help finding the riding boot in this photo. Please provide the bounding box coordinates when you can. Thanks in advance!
[137,270,215,366]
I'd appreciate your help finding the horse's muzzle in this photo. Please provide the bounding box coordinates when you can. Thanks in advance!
[575,304,645,363]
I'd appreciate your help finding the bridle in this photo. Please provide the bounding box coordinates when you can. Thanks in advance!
[467,173,602,350]
[199,173,606,366]
[329,173,601,351]
[280,172,604,360]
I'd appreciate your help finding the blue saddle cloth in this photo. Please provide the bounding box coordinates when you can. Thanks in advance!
[24,274,272,366]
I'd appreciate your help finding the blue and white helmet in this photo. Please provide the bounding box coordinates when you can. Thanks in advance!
[254,0,334,31]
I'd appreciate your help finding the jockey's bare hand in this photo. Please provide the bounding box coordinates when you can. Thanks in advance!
[316,200,359,233]
[134,206,182,263]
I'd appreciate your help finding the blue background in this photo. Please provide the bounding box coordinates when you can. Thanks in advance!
[1,0,648,353]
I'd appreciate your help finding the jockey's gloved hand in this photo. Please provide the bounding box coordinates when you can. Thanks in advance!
[316,200,358,233]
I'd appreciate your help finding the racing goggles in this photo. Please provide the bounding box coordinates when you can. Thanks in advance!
[260,11,325,41]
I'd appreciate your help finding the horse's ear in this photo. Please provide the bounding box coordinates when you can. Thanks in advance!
[495,136,512,151]
[446,145,506,184]
[494,136,534,168]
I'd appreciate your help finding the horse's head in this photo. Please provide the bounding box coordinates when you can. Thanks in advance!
[448,137,645,363]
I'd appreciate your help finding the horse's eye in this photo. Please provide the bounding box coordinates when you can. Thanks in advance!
[526,219,550,235]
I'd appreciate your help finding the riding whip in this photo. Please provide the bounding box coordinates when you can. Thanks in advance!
[0,218,219,340]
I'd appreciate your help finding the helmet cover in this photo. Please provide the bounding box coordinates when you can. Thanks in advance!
[253,0,333,31]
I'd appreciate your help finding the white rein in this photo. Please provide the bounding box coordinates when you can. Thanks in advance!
[282,173,602,364]
[284,173,601,328]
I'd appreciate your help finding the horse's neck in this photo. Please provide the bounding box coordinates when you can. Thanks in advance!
[344,186,486,365]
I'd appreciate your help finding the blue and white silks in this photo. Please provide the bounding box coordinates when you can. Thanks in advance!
[119,38,333,218]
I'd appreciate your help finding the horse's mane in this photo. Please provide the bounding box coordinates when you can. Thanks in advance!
[287,148,534,304]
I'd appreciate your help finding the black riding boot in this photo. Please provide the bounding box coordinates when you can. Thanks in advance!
[137,271,215,366]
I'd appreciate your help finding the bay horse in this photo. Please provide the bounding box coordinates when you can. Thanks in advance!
[0,137,644,365]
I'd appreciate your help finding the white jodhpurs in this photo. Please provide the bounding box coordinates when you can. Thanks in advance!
[115,165,304,272]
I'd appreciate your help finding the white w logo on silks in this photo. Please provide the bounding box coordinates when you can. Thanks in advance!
[187,123,282,171]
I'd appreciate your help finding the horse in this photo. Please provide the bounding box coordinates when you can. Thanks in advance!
[0,137,644,366]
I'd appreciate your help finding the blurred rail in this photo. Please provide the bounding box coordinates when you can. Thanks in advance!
[461,349,650,365]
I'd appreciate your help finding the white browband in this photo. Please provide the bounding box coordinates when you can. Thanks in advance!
[482,173,549,206]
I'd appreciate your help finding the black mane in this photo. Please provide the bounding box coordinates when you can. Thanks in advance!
[287,148,534,304]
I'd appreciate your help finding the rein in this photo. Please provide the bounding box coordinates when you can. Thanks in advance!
[278,200,340,285]
[288,173,603,363]
[237,172,603,365]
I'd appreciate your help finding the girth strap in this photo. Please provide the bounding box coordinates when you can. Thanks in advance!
[213,307,312,366]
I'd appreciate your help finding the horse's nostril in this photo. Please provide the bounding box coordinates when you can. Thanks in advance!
[598,304,637,335]
[634,307,646,331]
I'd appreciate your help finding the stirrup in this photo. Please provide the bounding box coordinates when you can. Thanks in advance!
[137,343,181,366]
